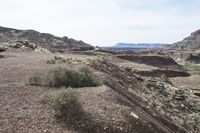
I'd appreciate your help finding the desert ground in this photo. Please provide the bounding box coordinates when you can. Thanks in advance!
[0,26,200,133]
[0,49,199,133]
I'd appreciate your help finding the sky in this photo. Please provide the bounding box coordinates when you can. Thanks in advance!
[0,0,200,46]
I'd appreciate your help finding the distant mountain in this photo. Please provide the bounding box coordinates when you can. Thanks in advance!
[0,26,94,52]
[171,29,200,49]
[114,43,164,49]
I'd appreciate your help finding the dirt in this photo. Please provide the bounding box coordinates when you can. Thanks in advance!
[91,56,200,133]
[0,51,199,133]
[0,52,75,133]
[0,51,169,133]
[170,75,200,90]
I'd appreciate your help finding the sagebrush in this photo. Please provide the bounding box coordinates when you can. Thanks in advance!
[28,66,101,87]
[41,88,83,120]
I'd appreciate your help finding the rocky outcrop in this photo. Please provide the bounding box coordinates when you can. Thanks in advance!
[185,53,200,63]
[117,55,185,71]
[133,69,190,78]
[90,57,192,133]
[0,26,94,52]
[0,47,6,58]
[0,54,4,58]
[171,29,200,49]
[91,57,200,133]
[0,47,6,52]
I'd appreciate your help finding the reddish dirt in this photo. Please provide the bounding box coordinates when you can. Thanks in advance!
[0,51,189,133]
[0,52,76,133]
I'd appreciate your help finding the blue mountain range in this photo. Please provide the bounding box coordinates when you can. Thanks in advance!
[114,43,164,48]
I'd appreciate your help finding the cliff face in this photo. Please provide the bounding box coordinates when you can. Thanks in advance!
[171,29,200,49]
[0,26,94,52]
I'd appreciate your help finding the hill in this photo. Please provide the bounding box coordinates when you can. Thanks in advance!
[114,43,164,48]
[0,26,94,52]
[171,29,200,49]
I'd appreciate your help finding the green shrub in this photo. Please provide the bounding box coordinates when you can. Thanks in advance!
[28,66,101,87]
[46,68,70,87]
[184,64,200,72]
[54,56,67,63]
[78,65,93,74]
[28,74,41,85]
[61,58,66,63]
[41,88,82,120]
[77,65,101,87]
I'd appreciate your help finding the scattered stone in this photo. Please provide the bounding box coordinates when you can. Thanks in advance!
[194,92,200,97]
[0,47,6,52]
[22,106,27,109]
[44,129,48,133]
[0,54,4,58]
[130,112,139,119]
[125,67,132,72]
[173,95,185,101]
[92,56,200,133]
[175,90,184,95]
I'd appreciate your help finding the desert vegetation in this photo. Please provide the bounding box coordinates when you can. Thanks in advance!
[46,59,56,64]
[28,66,101,87]
[184,63,200,72]
[46,55,95,65]
[41,88,83,120]
[46,56,67,64]
[54,55,67,63]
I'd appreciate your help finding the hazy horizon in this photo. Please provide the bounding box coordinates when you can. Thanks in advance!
[0,0,200,46]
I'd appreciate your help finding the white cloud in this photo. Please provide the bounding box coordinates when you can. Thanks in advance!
[0,0,200,46]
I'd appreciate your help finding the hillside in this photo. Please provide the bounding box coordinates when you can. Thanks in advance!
[0,26,94,52]
[171,29,200,49]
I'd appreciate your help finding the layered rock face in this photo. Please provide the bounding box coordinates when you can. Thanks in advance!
[117,55,185,71]
[0,26,94,52]
[172,29,200,49]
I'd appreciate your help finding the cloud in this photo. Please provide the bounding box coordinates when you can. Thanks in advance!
[0,0,200,46]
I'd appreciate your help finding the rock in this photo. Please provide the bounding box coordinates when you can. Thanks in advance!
[0,47,6,52]
[125,67,132,72]
[44,129,48,133]
[117,55,185,71]
[22,106,27,109]
[173,95,185,101]
[175,90,184,95]
[0,55,4,58]
[193,92,200,97]
[171,29,200,49]
[130,112,139,119]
